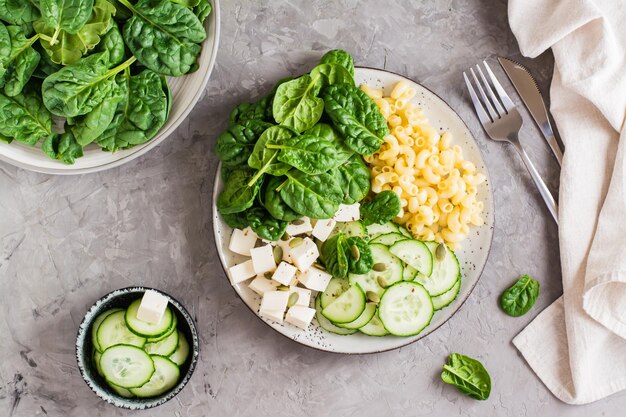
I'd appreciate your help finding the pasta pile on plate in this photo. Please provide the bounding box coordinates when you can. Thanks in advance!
[360,81,486,248]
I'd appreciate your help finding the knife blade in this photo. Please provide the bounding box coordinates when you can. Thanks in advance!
[498,57,563,166]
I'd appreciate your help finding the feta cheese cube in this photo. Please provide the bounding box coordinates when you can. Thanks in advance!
[312,218,337,241]
[289,286,311,307]
[285,306,316,329]
[250,244,277,274]
[228,227,258,256]
[259,309,285,324]
[276,239,293,263]
[136,290,169,324]
[297,266,332,291]
[272,262,298,286]
[333,203,361,222]
[289,274,299,286]
[228,260,256,284]
[289,237,319,272]
[248,275,280,295]
[285,217,313,236]
[259,291,290,324]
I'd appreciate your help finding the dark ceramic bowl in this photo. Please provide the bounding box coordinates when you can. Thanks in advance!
[75,287,199,410]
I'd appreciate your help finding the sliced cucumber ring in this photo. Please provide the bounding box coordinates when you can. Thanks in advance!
[100,345,155,389]
[389,239,433,277]
[130,356,180,398]
[125,299,173,338]
[110,384,135,398]
[93,350,103,377]
[432,279,461,310]
[397,226,412,238]
[402,265,418,281]
[415,242,460,296]
[378,281,434,337]
[169,330,190,366]
[144,327,179,357]
[370,232,407,246]
[91,308,123,353]
[366,222,399,239]
[348,243,403,297]
[97,310,146,351]
[314,297,357,335]
[330,221,366,239]
[321,284,366,323]
[336,303,377,329]
[320,277,350,308]
[358,310,389,337]
[146,313,178,343]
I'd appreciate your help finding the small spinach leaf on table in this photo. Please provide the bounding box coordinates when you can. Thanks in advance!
[247,125,294,184]
[0,25,41,97]
[0,0,41,25]
[500,275,539,317]
[320,49,354,77]
[0,89,52,145]
[272,74,324,133]
[217,167,263,215]
[119,0,206,76]
[279,169,343,219]
[323,83,389,155]
[321,233,349,278]
[332,154,370,204]
[310,63,353,91]
[360,190,401,226]
[246,206,288,242]
[441,353,491,400]
[42,131,83,164]
[346,236,373,274]
[261,175,300,222]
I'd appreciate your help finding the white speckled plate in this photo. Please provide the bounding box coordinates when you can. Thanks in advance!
[0,1,221,175]
[212,67,494,354]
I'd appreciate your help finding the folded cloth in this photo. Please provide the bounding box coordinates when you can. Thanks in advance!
[508,0,626,405]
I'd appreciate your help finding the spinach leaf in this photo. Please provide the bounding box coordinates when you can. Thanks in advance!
[32,43,62,79]
[321,233,349,278]
[39,0,94,45]
[171,0,200,7]
[268,123,352,175]
[96,21,125,67]
[360,190,401,226]
[217,167,263,215]
[194,0,212,24]
[108,0,131,20]
[320,49,354,77]
[0,25,41,97]
[0,89,52,145]
[42,131,83,164]
[310,63,353,91]
[94,68,169,151]
[500,275,539,317]
[346,236,373,274]
[246,206,288,242]
[215,122,265,167]
[0,132,11,143]
[229,95,273,126]
[332,154,370,204]
[35,0,116,65]
[119,0,206,76]
[247,125,293,184]
[42,51,136,117]
[280,170,343,219]
[441,353,491,400]
[272,74,324,133]
[323,83,389,155]
[221,211,250,230]
[0,0,41,26]
[261,175,300,222]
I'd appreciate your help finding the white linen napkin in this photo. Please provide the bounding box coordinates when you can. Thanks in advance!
[508,0,626,405]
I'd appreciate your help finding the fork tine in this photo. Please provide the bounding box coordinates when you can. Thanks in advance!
[476,65,506,116]
[482,60,516,111]
[470,68,499,121]
[463,71,491,125]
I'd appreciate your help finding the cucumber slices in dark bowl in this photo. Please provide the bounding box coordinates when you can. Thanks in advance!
[75,287,199,410]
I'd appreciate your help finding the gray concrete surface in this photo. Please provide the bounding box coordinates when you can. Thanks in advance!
[1,0,624,416]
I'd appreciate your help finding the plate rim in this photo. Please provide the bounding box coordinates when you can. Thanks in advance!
[212,66,495,354]
[0,0,222,175]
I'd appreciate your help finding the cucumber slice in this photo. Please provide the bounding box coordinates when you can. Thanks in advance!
[130,356,180,398]
[93,350,103,377]
[321,284,366,323]
[125,299,173,338]
[403,265,418,281]
[432,279,461,310]
[348,243,403,297]
[314,297,357,335]
[389,239,433,277]
[358,310,389,336]
[330,221,366,239]
[336,303,377,329]
[97,310,146,351]
[320,277,350,308]
[370,232,407,246]
[100,345,155,389]
[398,226,412,238]
[366,222,399,239]
[378,281,434,336]
[91,308,123,353]
[144,328,179,357]
[415,242,461,296]
[110,383,135,398]
[146,314,178,343]
[169,331,190,366]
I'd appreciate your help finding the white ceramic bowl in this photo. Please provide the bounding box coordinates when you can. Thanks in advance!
[0,1,221,175]
[213,67,494,354]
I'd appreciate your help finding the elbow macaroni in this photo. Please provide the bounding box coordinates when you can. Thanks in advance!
[360,81,486,248]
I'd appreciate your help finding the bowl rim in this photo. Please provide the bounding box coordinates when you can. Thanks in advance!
[75,286,199,410]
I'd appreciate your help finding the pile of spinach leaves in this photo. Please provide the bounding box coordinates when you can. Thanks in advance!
[216,50,390,241]
[0,0,212,164]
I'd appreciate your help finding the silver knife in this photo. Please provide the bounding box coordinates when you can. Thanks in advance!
[498,57,563,166]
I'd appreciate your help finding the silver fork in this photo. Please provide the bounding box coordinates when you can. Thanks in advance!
[463,61,558,223]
